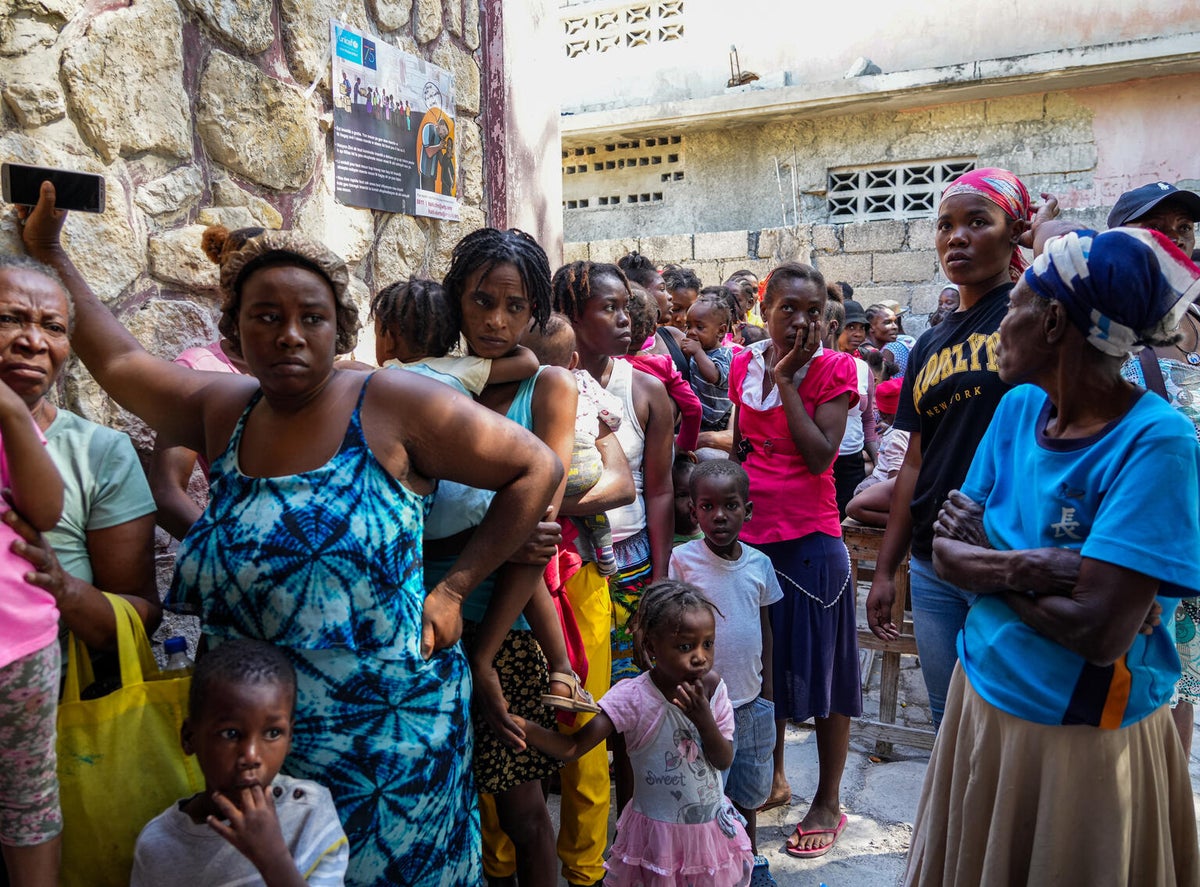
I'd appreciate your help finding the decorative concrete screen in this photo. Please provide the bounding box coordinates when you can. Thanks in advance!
[562,135,684,209]
[827,159,976,221]
[562,1,685,58]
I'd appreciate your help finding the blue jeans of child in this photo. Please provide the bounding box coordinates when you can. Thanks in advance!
[909,556,977,729]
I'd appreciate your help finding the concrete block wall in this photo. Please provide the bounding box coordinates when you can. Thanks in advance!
[568,199,1109,333]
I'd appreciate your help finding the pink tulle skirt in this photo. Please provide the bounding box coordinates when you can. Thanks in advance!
[605,804,754,887]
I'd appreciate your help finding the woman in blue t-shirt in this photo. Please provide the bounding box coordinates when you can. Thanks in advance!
[905,226,1200,885]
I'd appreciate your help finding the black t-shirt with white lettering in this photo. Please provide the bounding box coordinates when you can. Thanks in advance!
[894,282,1013,559]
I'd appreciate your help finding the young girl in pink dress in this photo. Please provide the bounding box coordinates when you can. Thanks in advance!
[516,579,753,887]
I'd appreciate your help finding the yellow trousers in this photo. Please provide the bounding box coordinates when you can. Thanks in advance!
[480,563,613,884]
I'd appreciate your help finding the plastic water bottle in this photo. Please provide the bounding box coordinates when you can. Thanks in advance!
[163,636,194,675]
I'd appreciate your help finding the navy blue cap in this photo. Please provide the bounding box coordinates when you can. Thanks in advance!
[1107,182,1200,229]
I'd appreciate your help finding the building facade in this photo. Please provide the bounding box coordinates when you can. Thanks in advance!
[559,0,1200,318]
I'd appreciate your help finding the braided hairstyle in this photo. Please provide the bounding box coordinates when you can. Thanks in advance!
[661,265,701,296]
[442,228,553,332]
[370,278,459,359]
[636,579,723,648]
[724,274,759,314]
[551,260,632,322]
[617,251,661,290]
[189,638,296,721]
[625,282,659,349]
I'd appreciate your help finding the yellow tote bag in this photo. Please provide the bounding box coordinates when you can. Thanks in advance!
[56,594,205,887]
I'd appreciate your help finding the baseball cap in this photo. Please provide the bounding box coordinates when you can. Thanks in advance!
[1107,182,1200,229]
[843,300,867,326]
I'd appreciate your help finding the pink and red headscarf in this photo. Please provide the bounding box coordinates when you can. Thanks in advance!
[939,168,1033,281]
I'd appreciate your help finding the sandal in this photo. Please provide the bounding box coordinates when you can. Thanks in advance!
[542,671,602,714]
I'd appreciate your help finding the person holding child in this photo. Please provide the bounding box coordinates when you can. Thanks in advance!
[729,262,859,859]
[515,579,755,887]
[553,261,676,828]
[371,278,599,738]
[131,640,349,886]
[419,230,581,887]
[621,283,702,454]
[668,460,783,885]
[17,183,562,887]
[0,257,65,887]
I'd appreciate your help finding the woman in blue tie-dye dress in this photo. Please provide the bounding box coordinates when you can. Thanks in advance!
[16,193,561,887]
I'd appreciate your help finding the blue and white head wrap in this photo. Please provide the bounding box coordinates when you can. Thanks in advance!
[1024,227,1200,358]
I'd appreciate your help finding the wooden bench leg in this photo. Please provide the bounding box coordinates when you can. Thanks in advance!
[875,651,900,758]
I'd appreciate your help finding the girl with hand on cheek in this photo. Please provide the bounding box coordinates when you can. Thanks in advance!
[729,263,860,859]
[515,580,754,887]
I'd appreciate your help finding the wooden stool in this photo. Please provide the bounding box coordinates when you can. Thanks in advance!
[842,518,935,755]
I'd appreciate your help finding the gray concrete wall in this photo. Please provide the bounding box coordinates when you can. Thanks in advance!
[566,206,1108,333]
[562,77,1200,245]
[559,0,1200,113]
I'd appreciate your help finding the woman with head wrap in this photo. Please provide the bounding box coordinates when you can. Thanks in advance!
[15,183,562,886]
[1110,183,1200,755]
[905,227,1200,885]
[866,168,1056,727]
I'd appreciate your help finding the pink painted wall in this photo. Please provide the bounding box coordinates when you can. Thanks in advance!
[1074,74,1200,208]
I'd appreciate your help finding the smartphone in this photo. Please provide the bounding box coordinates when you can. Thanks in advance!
[1,162,106,213]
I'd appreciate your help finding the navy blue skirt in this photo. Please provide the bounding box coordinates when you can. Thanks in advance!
[756,533,861,721]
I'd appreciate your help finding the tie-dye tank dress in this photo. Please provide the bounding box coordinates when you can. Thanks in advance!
[171,374,479,886]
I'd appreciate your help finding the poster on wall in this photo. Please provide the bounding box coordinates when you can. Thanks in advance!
[330,20,460,220]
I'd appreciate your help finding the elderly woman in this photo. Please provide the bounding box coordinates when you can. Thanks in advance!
[905,227,1200,885]
[18,183,561,887]
[0,258,158,654]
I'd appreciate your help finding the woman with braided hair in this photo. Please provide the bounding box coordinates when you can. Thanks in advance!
[553,260,676,820]
[426,228,602,887]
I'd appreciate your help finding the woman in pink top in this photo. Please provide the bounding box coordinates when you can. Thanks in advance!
[729,262,859,859]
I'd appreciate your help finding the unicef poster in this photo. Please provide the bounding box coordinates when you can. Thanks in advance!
[330,21,460,220]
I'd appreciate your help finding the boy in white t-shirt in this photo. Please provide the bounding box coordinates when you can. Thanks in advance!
[131,640,348,887]
[668,460,782,886]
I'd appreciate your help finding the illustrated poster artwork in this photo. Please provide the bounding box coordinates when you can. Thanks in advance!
[331,21,460,220]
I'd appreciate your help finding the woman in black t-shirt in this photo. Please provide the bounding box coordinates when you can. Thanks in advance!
[865,168,1055,727]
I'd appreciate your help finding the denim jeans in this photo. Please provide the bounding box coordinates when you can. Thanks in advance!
[909,555,977,729]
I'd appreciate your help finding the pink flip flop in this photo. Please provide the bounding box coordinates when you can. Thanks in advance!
[784,813,847,859]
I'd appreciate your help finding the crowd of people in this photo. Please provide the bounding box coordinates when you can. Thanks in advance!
[0,168,1198,887]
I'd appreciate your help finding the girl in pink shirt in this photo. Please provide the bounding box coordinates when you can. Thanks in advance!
[729,262,859,860]
[0,258,67,886]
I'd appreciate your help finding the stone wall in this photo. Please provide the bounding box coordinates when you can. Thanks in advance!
[0,0,487,598]
[1,0,486,434]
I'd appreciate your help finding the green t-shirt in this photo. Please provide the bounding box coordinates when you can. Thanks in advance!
[44,409,155,584]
